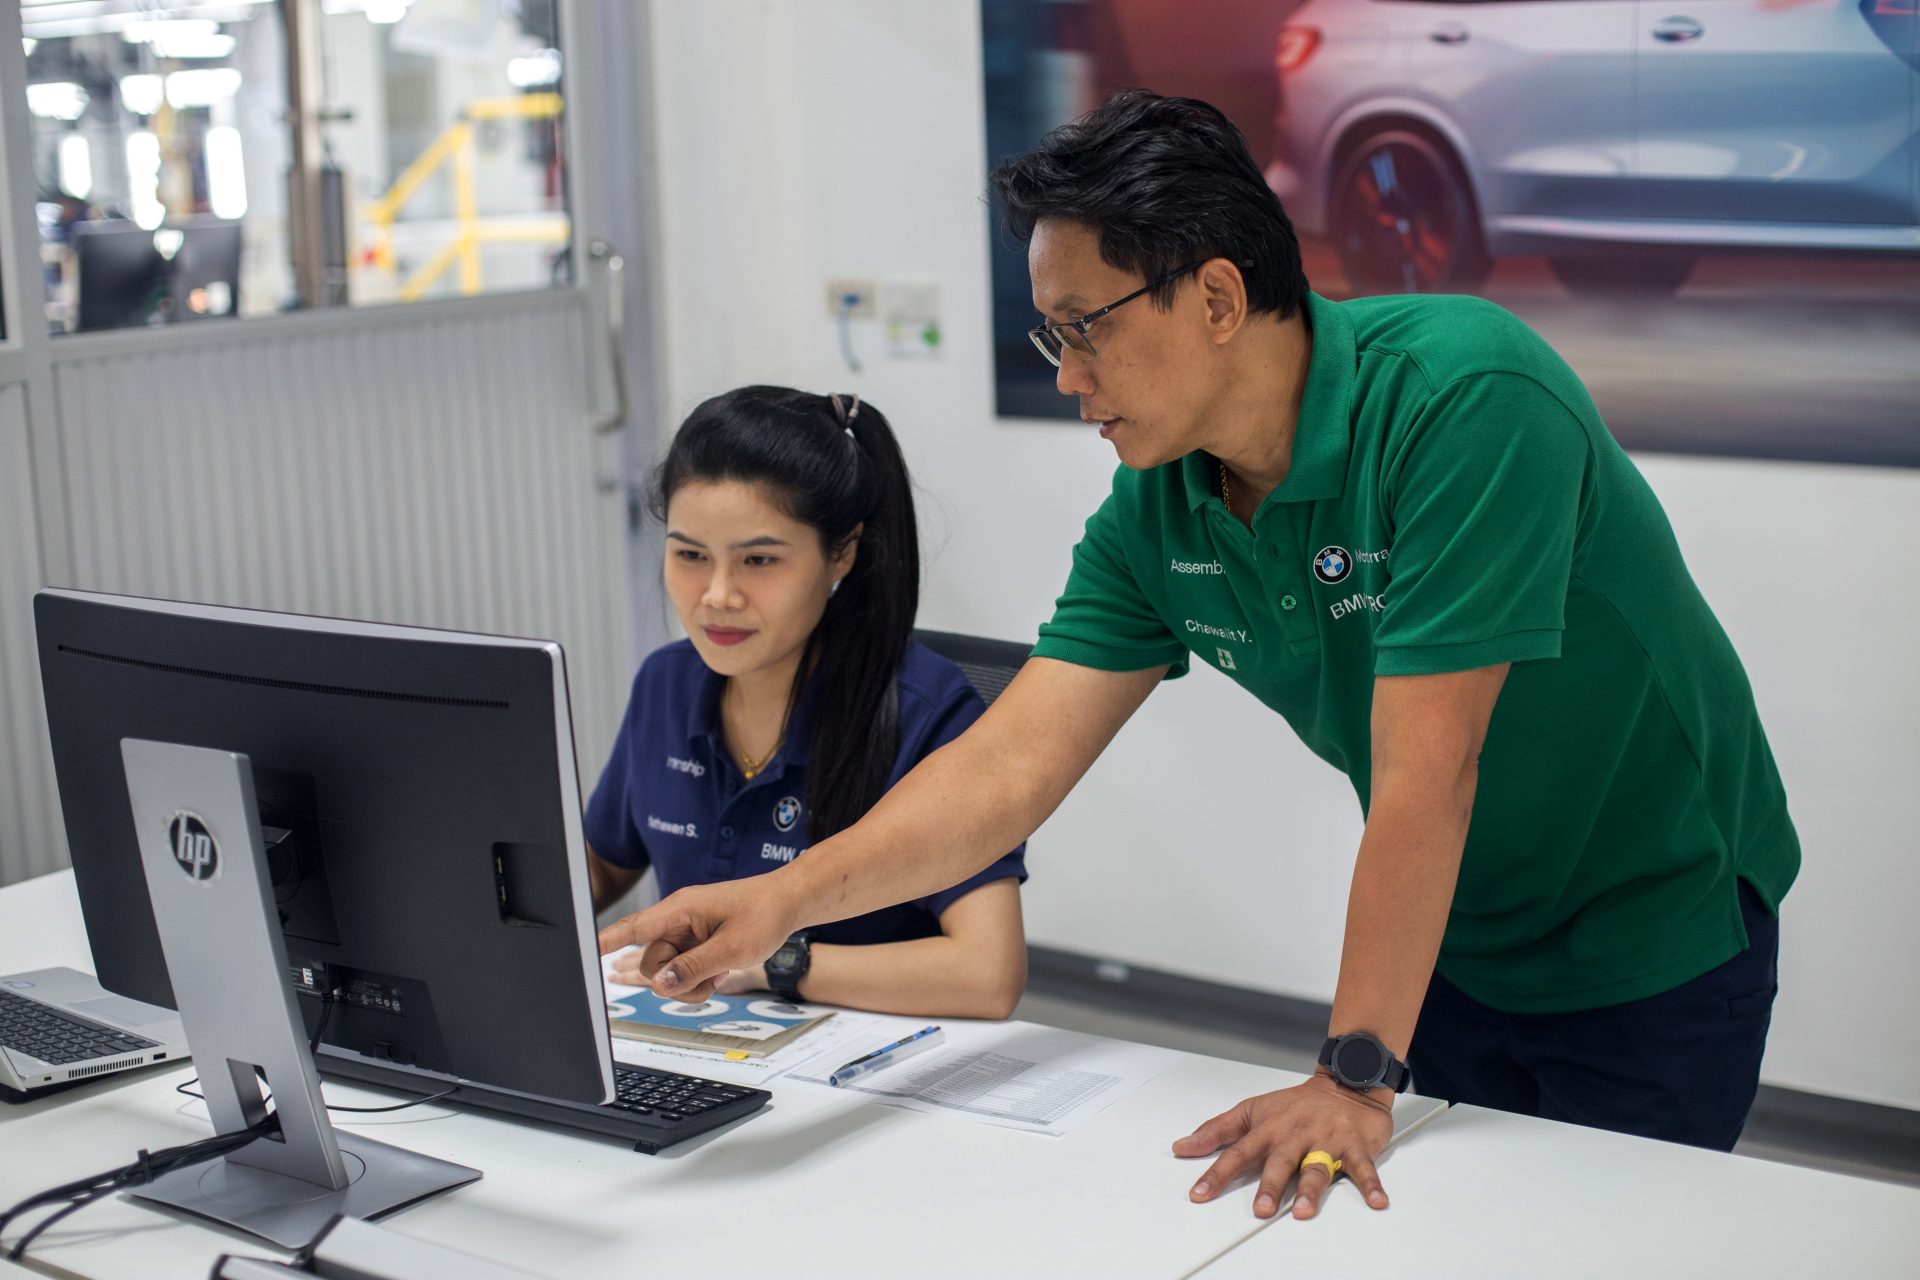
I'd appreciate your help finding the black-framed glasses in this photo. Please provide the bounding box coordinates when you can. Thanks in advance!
[1027,260,1205,367]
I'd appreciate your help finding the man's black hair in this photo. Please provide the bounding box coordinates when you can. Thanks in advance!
[990,89,1309,317]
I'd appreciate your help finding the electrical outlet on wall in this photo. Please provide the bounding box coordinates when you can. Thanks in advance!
[881,279,942,360]
[825,279,877,318]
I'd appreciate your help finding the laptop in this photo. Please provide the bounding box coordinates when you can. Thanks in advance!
[0,967,188,1102]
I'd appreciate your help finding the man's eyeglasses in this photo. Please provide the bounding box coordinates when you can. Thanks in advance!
[1027,261,1205,367]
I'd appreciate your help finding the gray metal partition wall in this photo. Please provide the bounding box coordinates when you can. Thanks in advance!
[53,292,628,743]
[2,296,635,891]
[0,383,62,883]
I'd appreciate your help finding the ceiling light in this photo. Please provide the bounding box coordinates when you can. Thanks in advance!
[507,48,562,89]
[165,67,243,109]
[26,81,88,121]
[59,133,93,200]
[120,74,165,116]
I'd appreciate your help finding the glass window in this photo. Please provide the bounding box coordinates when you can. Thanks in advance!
[320,0,570,306]
[23,0,291,332]
[19,0,571,335]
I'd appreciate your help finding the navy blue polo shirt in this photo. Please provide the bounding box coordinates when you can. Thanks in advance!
[585,639,1027,944]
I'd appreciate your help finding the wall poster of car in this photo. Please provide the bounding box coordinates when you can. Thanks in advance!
[982,0,1919,468]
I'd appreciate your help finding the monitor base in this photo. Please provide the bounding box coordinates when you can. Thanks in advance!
[130,1130,480,1250]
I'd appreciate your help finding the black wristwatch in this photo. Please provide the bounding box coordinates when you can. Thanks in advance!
[1319,1031,1411,1095]
[764,932,812,1003]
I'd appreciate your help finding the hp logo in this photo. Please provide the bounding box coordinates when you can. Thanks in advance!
[168,812,220,881]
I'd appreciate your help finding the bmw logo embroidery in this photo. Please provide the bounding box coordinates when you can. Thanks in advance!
[1312,546,1352,585]
[773,796,802,832]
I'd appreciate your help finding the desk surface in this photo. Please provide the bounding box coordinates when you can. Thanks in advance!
[0,870,1307,1279]
[1192,1100,1920,1277]
[5,869,1917,1280]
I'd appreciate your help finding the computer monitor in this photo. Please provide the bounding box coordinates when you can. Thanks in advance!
[72,221,172,330]
[72,216,242,332]
[167,216,243,320]
[33,588,614,1106]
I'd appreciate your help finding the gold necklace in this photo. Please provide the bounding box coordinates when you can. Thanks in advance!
[725,681,786,781]
[1219,459,1232,514]
[737,743,779,780]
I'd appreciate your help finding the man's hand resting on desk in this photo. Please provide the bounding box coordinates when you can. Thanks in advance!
[596,879,800,1003]
[1174,1072,1394,1220]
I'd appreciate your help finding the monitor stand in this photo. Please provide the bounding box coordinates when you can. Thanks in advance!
[118,738,480,1250]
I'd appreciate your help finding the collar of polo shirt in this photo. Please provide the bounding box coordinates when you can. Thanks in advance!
[1180,292,1357,517]
[680,660,823,778]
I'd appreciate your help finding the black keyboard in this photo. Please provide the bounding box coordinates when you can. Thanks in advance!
[0,987,159,1066]
[317,1054,770,1154]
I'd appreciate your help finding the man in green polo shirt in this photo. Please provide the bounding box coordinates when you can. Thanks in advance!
[600,91,1797,1223]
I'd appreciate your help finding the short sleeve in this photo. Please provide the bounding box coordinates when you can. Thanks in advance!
[896,681,1028,920]
[1032,485,1190,677]
[583,674,651,871]
[1373,373,1590,676]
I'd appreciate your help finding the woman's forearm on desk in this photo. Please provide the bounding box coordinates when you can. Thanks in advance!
[797,880,1027,1019]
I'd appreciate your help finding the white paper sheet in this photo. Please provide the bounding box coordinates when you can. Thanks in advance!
[788,1022,1181,1135]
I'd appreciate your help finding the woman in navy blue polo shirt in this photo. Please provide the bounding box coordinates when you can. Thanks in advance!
[585,386,1028,1018]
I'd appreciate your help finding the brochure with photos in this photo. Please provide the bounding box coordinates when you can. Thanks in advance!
[606,988,834,1057]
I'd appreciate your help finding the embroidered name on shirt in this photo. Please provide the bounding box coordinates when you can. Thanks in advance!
[1185,618,1250,643]
[665,755,706,778]
[647,815,699,838]
[1353,548,1390,564]
[1329,592,1385,621]
[761,843,800,863]
[1171,557,1224,575]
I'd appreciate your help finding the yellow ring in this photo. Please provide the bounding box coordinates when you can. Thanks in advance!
[1299,1150,1342,1178]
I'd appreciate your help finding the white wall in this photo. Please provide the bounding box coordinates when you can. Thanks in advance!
[642,0,1920,1111]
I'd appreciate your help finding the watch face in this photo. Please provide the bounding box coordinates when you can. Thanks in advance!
[770,945,800,972]
[1333,1035,1386,1085]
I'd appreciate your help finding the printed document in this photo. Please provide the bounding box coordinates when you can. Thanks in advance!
[790,1022,1180,1135]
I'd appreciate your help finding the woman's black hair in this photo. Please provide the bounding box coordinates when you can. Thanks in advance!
[990,89,1309,319]
[648,386,919,842]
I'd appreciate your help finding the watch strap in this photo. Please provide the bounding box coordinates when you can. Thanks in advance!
[767,932,811,1003]
[1318,1033,1412,1094]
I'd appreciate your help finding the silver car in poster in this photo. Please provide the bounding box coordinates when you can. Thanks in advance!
[1268,0,1919,295]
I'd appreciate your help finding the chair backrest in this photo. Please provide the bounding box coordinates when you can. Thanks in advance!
[912,629,1032,708]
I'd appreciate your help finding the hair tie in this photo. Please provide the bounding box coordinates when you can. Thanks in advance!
[829,393,862,435]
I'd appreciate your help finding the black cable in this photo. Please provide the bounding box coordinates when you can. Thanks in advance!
[321,1085,460,1113]
[7,994,466,1260]
[307,991,335,1055]
[173,993,458,1114]
[0,1119,272,1241]
[8,1184,117,1260]
[1,1112,281,1261]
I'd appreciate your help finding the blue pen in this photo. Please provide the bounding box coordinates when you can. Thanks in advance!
[827,1025,946,1087]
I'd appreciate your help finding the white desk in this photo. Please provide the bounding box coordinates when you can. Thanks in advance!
[1192,1100,1920,1277]
[6,869,1919,1280]
[0,871,1331,1279]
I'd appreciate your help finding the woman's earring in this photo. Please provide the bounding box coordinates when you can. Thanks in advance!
[829,579,842,597]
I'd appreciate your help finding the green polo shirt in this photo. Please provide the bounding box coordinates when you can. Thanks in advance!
[1033,291,1799,1013]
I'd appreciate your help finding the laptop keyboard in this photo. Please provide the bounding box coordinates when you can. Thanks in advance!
[0,987,158,1065]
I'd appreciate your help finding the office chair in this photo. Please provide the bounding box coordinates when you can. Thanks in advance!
[913,630,1032,708]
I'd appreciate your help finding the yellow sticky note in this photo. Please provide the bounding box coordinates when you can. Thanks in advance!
[725,1050,750,1061]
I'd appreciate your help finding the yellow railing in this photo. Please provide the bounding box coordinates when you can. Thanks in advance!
[363,93,569,302]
